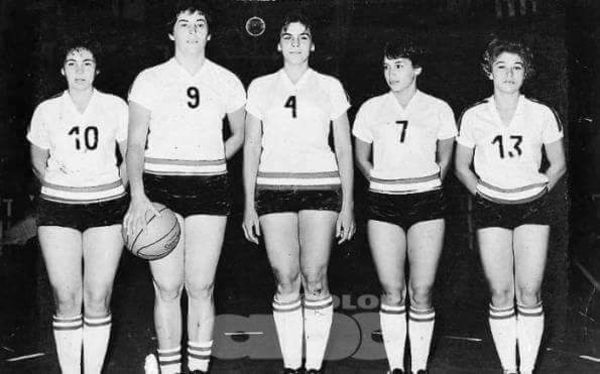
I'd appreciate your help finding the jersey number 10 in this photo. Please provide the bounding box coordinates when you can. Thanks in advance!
[68,126,98,151]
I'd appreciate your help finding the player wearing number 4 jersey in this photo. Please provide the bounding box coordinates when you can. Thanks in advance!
[353,38,456,374]
[243,13,355,374]
[123,1,246,373]
[455,38,566,374]
[28,39,128,374]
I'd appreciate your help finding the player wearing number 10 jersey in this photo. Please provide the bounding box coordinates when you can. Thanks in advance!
[353,38,456,374]
[243,13,355,374]
[123,1,246,373]
[455,38,566,374]
[28,39,128,374]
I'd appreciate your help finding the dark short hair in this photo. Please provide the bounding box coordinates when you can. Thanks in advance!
[167,0,212,35]
[383,37,425,68]
[57,34,102,70]
[482,38,535,79]
[280,12,313,37]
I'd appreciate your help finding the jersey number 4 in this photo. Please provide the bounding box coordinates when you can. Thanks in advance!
[395,120,409,143]
[284,95,297,118]
[187,87,200,108]
[492,135,523,158]
[68,126,98,151]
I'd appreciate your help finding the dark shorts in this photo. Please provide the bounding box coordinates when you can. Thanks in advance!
[367,189,446,231]
[143,173,232,217]
[37,195,128,232]
[473,193,551,230]
[255,188,342,216]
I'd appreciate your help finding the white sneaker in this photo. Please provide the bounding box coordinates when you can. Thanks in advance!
[144,354,159,374]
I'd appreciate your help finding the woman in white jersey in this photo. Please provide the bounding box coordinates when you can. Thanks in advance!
[353,38,456,374]
[28,38,128,374]
[455,38,566,374]
[123,1,246,373]
[242,13,355,374]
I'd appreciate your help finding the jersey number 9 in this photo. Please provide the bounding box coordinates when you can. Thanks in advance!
[187,87,200,109]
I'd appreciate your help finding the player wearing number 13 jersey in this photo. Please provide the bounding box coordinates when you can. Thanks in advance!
[123,2,246,373]
[243,13,355,374]
[455,38,566,374]
[353,38,456,374]
[27,39,128,374]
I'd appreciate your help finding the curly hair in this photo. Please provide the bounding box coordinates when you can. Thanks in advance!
[57,33,102,70]
[482,38,535,79]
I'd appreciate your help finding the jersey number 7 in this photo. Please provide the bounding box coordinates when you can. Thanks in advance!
[395,120,409,143]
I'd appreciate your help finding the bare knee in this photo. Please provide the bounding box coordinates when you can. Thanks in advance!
[186,280,215,302]
[83,288,112,316]
[516,287,541,307]
[490,287,515,307]
[409,283,433,309]
[380,283,406,306]
[54,290,82,316]
[302,268,329,299]
[154,282,184,303]
[274,268,301,301]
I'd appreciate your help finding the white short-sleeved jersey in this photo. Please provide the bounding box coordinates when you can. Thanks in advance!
[246,68,350,189]
[27,90,128,203]
[456,95,563,203]
[128,58,246,176]
[353,90,457,194]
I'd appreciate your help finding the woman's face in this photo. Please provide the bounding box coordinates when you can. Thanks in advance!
[278,22,313,65]
[62,48,97,91]
[489,51,525,95]
[170,10,210,54]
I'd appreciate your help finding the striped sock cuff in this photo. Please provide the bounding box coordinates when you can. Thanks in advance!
[489,304,516,320]
[408,307,435,322]
[273,296,302,313]
[83,314,112,328]
[303,295,334,310]
[158,346,182,366]
[53,314,83,331]
[187,340,212,360]
[517,303,544,317]
[380,303,406,315]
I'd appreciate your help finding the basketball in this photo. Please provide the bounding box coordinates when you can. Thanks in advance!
[123,202,181,260]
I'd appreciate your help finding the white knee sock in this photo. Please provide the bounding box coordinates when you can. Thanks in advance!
[83,314,112,374]
[408,306,435,371]
[304,296,334,371]
[187,340,212,372]
[53,314,83,374]
[273,296,303,370]
[157,346,181,374]
[517,303,544,374]
[489,304,517,372]
[380,303,407,371]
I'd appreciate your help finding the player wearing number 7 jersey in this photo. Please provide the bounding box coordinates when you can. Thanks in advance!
[353,38,456,374]
[243,12,355,374]
[123,1,246,373]
[455,38,566,374]
[27,38,128,374]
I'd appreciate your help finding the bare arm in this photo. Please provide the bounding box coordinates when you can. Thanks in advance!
[454,143,478,195]
[544,139,567,191]
[354,138,373,181]
[333,112,356,243]
[30,144,49,181]
[224,106,246,160]
[118,140,128,187]
[241,112,263,244]
[437,137,455,180]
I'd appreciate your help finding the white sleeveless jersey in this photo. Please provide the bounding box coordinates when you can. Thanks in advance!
[353,91,457,194]
[246,68,350,190]
[129,58,246,176]
[456,95,563,203]
[27,90,128,203]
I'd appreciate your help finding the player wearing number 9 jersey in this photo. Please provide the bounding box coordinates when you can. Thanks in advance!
[27,38,128,374]
[123,1,246,373]
[243,13,355,374]
[353,38,456,374]
[455,38,566,374]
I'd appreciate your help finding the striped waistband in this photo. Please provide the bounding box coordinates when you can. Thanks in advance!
[477,180,547,204]
[369,172,441,195]
[41,180,126,204]
[256,171,341,190]
[144,157,227,176]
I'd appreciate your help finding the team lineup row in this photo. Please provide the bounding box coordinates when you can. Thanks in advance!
[27,1,566,374]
